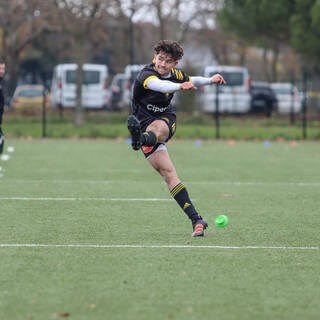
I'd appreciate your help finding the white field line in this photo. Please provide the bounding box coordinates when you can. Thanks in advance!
[0,244,318,250]
[2,180,320,186]
[0,197,173,201]
[189,182,320,187]
[36,169,144,173]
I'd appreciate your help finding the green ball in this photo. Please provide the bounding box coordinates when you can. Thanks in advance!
[215,215,228,228]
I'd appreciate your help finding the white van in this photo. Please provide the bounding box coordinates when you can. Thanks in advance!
[270,82,302,114]
[122,64,145,109]
[201,65,251,113]
[51,64,109,109]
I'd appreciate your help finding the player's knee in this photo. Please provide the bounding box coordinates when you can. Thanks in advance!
[156,127,169,143]
[147,122,169,142]
[157,133,168,143]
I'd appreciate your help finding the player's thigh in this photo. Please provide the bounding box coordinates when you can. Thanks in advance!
[146,120,169,142]
[148,149,179,189]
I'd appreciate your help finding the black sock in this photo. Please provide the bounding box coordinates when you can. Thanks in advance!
[170,182,201,223]
[141,131,157,146]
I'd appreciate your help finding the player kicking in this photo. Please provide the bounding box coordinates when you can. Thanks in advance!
[127,40,226,237]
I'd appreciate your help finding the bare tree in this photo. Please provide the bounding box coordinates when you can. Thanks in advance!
[53,0,108,127]
[0,0,54,96]
[137,0,219,43]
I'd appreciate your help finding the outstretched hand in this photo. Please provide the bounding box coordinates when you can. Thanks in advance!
[0,63,5,78]
[179,82,198,91]
[211,73,226,85]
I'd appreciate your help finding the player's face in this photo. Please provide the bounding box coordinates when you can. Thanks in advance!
[154,52,178,76]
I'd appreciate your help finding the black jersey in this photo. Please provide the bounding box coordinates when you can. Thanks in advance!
[0,78,4,125]
[132,62,190,115]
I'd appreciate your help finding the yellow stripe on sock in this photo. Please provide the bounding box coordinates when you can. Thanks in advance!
[170,183,182,195]
[171,186,184,198]
[170,183,183,195]
[172,186,184,197]
[171,183,185,197]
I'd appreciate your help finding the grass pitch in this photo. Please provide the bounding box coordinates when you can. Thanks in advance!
[0,138,319,320]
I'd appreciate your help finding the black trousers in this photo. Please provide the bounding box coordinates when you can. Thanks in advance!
[0,91,4,125]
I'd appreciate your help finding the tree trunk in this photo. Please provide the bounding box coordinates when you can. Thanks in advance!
[156,0,166,39]
[6,53,20,99]
[74,43,85,127]
[262,48,270,82]
[238,44,247,66]
[271,47,279,82]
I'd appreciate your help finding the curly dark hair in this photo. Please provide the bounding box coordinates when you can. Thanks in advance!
[154,40,184,61]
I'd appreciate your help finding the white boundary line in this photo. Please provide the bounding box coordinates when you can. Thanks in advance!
[0,244,318,250]
[2,180,320,186]
[0,197,173,201]
[189,182,320,186]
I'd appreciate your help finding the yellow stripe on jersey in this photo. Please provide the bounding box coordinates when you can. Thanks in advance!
[152,59,157,72]
[188,76,192,82]
[173,69,182,80]
[143,75,159,89]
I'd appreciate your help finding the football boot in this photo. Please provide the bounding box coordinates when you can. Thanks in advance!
[127,115,142,150]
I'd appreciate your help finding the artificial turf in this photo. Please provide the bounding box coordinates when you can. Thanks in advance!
[0,138,319,319]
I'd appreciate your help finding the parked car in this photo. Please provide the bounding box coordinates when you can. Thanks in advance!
[270,82,302,114]
[109,73,126,111]
[122,64,145,109]
[201,65,251,113]
[51,64,110,109]
[11,84,49,109]
[250,81,278,116]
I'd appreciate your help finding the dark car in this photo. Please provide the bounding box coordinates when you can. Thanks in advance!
[109,73,126,111]
[250,81,278,116]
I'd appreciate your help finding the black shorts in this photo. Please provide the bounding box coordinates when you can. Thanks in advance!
[134,107,177,158]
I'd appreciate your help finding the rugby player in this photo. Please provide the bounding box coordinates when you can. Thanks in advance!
[0,60,6,154]
[127,40,226,237]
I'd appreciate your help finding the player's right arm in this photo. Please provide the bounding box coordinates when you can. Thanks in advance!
[145,77,197,93]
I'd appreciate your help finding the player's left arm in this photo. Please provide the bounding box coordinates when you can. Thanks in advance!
[190,74,226,86]
[210,73,226,85]
[144,70,226,93]
[179,70,226,90]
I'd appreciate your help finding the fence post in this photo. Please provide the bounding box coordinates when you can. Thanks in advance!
[302,70,307,139]
[214,84,220,139]
[42,87,47,138]
[290,80,295,125]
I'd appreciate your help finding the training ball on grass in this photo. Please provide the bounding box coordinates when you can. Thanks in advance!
[215,215,228,228]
